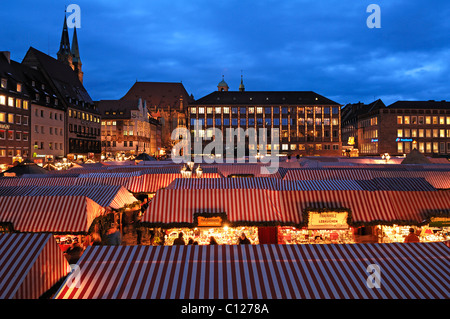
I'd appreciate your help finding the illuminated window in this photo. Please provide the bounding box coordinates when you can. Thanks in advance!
[199,107,205,114]
[215,107,221,114]
[397,142,403,153]
[432,116,438,125]
[397,116,403,124]
[8,97,14,107]
[257,107,263,114]
[404,116,410,124]
[397,129,403,137]
[425,116,431,124]
[190,108,196,114]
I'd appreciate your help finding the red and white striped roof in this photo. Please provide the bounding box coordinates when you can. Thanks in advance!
[54,242,450,299]
[143,189,282,226]
[127,173,222,193]
[0,185,137,209]
[0,233,70,299]
[278,190,399,224]
[0,196,104,233]
[282,169,375,181]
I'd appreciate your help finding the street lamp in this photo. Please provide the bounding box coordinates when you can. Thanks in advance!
[180,163,203,178]
[381,153,390,163]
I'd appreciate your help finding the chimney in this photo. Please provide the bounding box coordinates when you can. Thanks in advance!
[1,51,11,64]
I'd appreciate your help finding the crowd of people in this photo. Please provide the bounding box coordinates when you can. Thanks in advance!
[171,232,252,246]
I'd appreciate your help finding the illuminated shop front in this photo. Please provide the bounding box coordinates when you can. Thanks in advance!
[158,213,260,245]
[278,209,355,244]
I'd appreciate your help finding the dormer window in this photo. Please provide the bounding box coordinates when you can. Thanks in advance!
[17,83,22,92]
[41,84,45,90]
[1,79,6,89]
[31,81,35,87]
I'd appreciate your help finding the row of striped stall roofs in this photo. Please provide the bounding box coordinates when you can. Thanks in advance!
[1,165,450,192]
[1,233,449,299]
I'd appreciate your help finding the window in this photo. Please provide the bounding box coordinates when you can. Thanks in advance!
[397,142,403,153]
[282,144,289,151]
[7,130,14,140]
[1,79,6,88]
[240,107,246,115]
[248,107,254,114]
[440,129,445,138]
[222,107,229,114]
[240,118,246,126]
[0,112,5,122]
[15,131,21,140]
[432,116,438,125]
[397,116,403,124]
[8,114,14,123]
[198,107,205,114]
[418,116,424,125]
[265,118,271,126]
[440,117,445,125]
[265,107,271,114]
[332,107,339,114]
[411,116,417,124]
[215,118,221,126]
[299,144,305,150]
[190,108,196,114]
[15,115,21,124]
[8,97,14,107]
[397,129,403,138]
[0,95,5,105]
[15,99,21,108]
[404,116,410,124]
[315,144,322,150]
[215,107,221,114]
[207,107,213,114]
[223,118,229,126]
[425,116,431,124]
[257,107,263,114]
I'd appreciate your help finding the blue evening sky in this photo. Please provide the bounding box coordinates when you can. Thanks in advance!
[2,0,449,106]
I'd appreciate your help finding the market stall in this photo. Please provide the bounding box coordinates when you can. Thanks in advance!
[141,188,284,245]
[0,233,70,299]
[0,195,105,252]
[54,242,450,299]
[278,208,355,244]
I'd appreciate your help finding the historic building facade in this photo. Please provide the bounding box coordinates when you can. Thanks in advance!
[97,98,161,159]
[0,52,31,166]
[341,99,450,156]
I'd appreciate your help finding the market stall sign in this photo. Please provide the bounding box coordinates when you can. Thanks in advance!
[197,216,224,227]
[308,211,349,230]
[428,217,450,227]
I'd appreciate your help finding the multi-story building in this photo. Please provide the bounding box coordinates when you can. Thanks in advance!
[120,81,192,152]
[26,67,66,163]
[341,99,385,156]
[341,99,450,156]
[187,77,342,157]
[0,52,31,166]
[97,98,161,158]
[22,19,101,161]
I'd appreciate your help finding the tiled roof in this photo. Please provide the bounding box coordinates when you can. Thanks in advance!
[192,90,340,106]
[121,81,192,112]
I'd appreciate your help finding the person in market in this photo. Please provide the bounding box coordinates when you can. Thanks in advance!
[64,242,84,264]
[105,223,122,245]
[238,232,251,245]
[173,232,185,245]
[209,236,218,245]
[404,228,420,243]
[187,238,194,245]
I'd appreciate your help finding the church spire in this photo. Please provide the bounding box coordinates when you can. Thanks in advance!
[71,26,83,83]
[239,72,245,92]
[57,13,72,65]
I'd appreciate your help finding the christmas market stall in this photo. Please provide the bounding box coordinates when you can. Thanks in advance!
[0,233,70,299]
[141,188,287,245]
[53,241,450,299]
[374,190,450,243]
[0,195,105,253]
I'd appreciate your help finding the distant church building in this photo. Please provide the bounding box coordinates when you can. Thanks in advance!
[56,14,83,84]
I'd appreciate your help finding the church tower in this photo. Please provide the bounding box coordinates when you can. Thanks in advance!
[71,26,83,83]
[56,14,73,68]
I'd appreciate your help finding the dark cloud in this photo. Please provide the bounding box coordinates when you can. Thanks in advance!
[1,0,449,106]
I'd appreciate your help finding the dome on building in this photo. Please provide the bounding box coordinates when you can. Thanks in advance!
[217,75,229,91]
